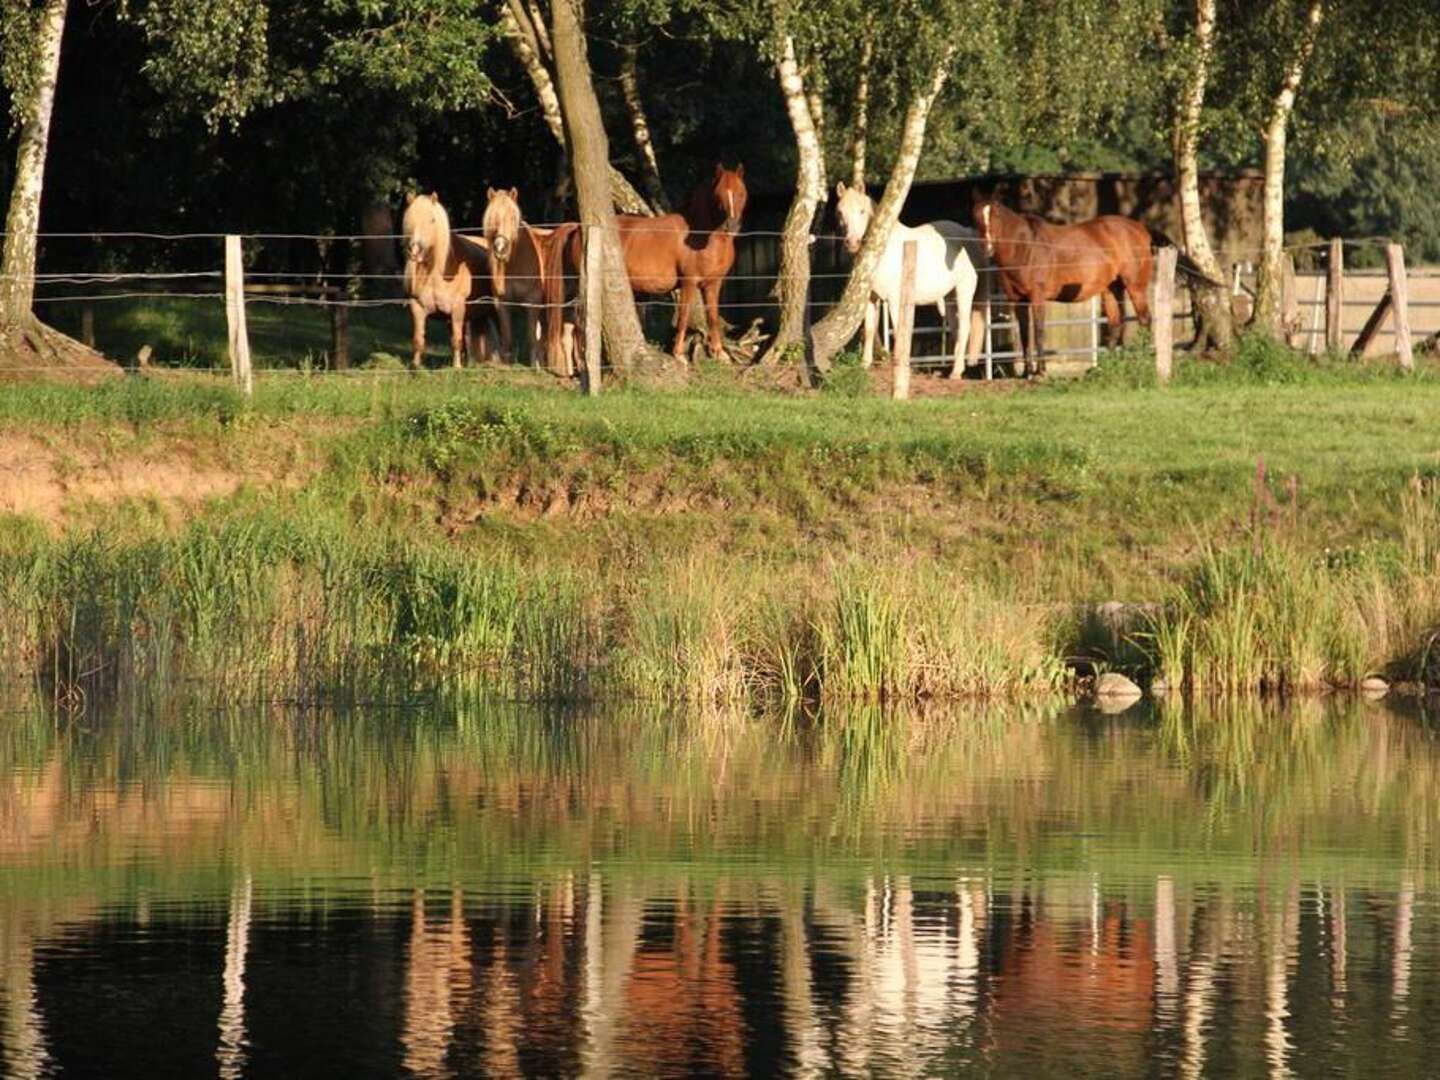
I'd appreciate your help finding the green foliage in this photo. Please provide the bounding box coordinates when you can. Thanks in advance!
[819,349,870,397]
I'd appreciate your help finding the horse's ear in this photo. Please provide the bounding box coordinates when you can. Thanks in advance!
[486,186,496,199]
[405,191,416,206]
[735,163,744,178]
[836,180,848,197]
[508,186,518,201]
[430,190,439,203]
[714,163,723,178]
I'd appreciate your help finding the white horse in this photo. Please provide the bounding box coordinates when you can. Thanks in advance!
[834,181,987,378]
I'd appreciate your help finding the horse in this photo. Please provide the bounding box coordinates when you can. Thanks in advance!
[480,186,581,373]
[973,195,1180,376]
[833,181,987,378]
[575,164,747,359]
[401,192,497,370]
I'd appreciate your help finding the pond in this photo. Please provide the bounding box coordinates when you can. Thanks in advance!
[0,694,1436,1077]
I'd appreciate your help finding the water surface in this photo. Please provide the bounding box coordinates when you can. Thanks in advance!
[1,695,1436,1077]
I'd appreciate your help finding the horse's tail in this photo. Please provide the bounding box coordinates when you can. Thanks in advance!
[539,224,578,374]
[1147,227,1224,288]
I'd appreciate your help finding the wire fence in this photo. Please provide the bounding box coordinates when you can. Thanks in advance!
[15,227,1433,377]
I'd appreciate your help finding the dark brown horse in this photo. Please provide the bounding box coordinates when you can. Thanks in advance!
[570,164,747,358]
[972,195,1162,375]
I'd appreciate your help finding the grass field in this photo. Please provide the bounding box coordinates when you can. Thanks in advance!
[2,331,1438,705]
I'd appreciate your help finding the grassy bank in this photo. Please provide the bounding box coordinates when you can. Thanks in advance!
[2,338,1438,705]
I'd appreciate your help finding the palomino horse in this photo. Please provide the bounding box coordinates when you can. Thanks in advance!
[582,164,747,358]
[834,181,986,378]
[402,192,497,369]
[973,195,1195,375]
[480,187,580,373]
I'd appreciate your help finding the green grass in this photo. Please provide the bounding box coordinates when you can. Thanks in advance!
[1,334,1438,704]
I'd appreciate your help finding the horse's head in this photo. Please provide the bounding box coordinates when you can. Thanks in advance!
[402,191,448,268]
[482,186,522,292]
[834,181,873,256]
[972,192,1000,258]
[711,163,748,233]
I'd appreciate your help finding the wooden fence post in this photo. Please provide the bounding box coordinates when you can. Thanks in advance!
[1153,246,1177,385]
[330,288,350,371]
[892,240,917,400]
[224,235,253,397]
[80,304,95,349]
[1387,242,1413,371]
[581,224,603,396]
[983,289,993,381]
[1325,237,1343,352]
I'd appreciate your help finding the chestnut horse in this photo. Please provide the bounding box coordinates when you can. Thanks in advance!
[402,192,497,370]
[481,187,580,373]
[583,164,747,358]
[973,195,1165,375]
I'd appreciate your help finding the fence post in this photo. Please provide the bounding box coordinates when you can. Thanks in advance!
[80,304,95,349]
[1325,237,1343,352]
[581,224,603,396]
[892,241,917,400]
[1386,242,1413,371]
[224,235,253,397]
[330,287,350,371]
[1153,246,1177,385]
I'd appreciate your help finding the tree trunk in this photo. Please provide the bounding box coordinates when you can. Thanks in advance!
[1173,0,1231,351]
[1252,0,1323,337]
[809,48,955,368]
[551,0,650,370]
[849,30,873,189]
[619,44,668,212]
[769,34,825,359]
[0,0,67,336]
[502,0,652,216]
[805,78,828,195]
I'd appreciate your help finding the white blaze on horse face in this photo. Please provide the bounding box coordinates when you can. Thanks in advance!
[836,189,872,255]
[980,204,994,256]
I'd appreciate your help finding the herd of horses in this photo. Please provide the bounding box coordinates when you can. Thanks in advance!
[402,166,1185,378]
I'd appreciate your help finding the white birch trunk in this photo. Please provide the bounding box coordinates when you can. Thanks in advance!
[810,47,955,367]
[850,32,873,189]
[619,44,668,212]
[1174,0,1232,349]
[1,0,68,332]
[1253,0,1324,336]
[770,34,826,357]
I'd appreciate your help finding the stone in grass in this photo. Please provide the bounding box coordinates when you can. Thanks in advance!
[1360,675,1389,698]
[1093,672,1143,712]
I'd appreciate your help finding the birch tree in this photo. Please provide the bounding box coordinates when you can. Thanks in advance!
[0,0,69,360]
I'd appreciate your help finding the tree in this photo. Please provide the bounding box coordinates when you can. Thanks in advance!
[549,0,652,369]
[0,0,70,363]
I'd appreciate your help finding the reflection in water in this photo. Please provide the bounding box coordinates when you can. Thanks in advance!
[0,695,1437,1076]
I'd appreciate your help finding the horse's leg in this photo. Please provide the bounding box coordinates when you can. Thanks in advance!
[1126,277,1153,339]
[527,307,545,370]
[1031,301,1048,377]
[703,278,724,358]
[862,296,877,368]
[495,302,514,364]
[409,300,426,371]
[1101,286,1124,349]
[451,308,465,369]
[672,275,698,359]
[949,275,977,380]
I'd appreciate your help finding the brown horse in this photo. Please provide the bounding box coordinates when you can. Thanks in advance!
[402,192,497,370]
[579,164,747,358]
[481,187,580,373]
[972,195,1159,375]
